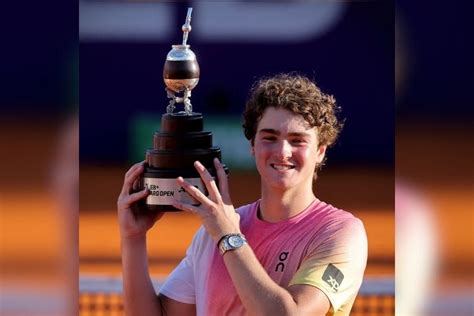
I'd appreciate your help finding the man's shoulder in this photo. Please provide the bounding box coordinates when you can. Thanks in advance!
[309,201,366,234]
[308,200,352,219]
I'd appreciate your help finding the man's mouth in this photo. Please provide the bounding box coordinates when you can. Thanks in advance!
[270,163,296,171]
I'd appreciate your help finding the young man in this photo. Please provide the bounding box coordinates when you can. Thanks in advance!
[118,73,368,316]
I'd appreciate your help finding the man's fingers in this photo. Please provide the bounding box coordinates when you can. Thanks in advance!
[177,176,214,208]
[121,162,145,195]
[193,160,220,201]
[117,188,148,211]
[125,161,145,178]
[214,158,231,203]
[127,188,149,204]
[172,200,200,214]
[132,179,140,192]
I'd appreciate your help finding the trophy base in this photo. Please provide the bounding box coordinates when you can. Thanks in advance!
[136,200,182,212]
[140,165,228,212]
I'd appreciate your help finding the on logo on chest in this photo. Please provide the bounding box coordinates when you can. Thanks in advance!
[275,251,290,272]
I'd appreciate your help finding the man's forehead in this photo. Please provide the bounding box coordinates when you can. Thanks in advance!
[256,106,317,134]
[257,127,314,136]
[258,116,313,131]
[257,123,317,138]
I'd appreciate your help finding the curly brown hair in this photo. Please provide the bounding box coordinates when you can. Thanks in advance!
[243,73,343,148]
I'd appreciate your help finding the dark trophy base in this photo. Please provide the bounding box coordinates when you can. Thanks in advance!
[139,112,228,212]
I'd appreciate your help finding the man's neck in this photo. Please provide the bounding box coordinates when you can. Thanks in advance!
[259,184,317,223]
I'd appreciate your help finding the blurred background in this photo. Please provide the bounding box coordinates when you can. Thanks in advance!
[0,0,78,315]
[0,1,471,316]
[395,1,473,315]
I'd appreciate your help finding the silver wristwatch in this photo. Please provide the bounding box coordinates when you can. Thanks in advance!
[218,233,247,255]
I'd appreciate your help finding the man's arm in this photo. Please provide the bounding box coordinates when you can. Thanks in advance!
[121,236,162,316]
[118,162,196,316]
[121,236,195,316]
[222,243,330,316]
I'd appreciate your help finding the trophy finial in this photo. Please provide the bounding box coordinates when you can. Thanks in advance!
[182,8,193,46]
[163,7,199,115]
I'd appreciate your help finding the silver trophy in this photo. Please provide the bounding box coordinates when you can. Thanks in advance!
[163,8,200,115]
[139,7,227,212]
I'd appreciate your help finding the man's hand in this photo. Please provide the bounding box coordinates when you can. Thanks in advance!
[172,158,240,242]
[117,161,163,240]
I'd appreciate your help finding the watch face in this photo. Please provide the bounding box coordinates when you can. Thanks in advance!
[228,235,244,248]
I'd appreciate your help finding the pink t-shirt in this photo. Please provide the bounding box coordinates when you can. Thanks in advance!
[159,199,367,316]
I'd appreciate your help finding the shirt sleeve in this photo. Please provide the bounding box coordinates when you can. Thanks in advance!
[288,217,368,314]
[158,227,206,304]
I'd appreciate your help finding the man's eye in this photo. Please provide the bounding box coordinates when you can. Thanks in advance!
[263,136,276,141]
[291,139,306,145]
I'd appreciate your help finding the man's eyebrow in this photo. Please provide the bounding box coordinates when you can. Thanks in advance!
[258,128,279,135]
[258,129,311,137]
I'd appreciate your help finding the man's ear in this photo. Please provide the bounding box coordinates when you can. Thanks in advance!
[249,139,255,156]
[316,145,327,164]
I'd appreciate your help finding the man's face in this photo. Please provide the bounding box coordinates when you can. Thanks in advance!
[252,107,326,191]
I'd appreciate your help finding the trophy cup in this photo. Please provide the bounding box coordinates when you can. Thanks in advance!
[139,8,228,212]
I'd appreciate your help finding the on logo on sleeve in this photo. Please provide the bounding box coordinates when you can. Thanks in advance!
[322,263,344,292]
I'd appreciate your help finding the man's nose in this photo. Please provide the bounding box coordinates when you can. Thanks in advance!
[275,140,292,159]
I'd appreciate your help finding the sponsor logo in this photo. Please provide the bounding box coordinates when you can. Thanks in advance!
[275,251,289,272]
[322,264,344,292]
[145,183,175,196]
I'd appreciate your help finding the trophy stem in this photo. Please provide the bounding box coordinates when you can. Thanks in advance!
[165,87,193,115]
[183,89,192,115]
[166,88,176,114]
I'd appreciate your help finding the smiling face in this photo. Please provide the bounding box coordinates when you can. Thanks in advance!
[252,107,327,192]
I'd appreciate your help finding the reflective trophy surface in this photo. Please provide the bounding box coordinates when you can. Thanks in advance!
[139,8,227,212]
